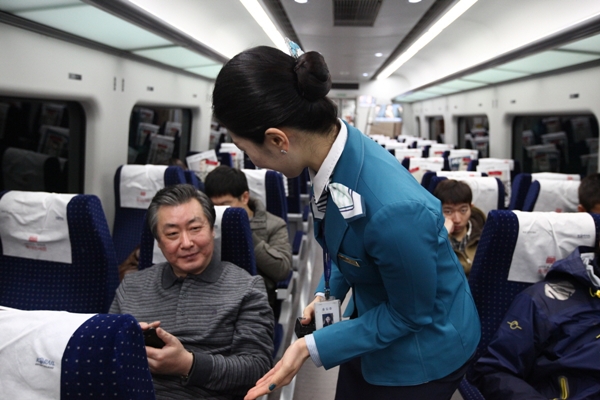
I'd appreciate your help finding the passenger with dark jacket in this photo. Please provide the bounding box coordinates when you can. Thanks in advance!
[469,244,600,400]
[204,165,292,311]
[433,179,486,276]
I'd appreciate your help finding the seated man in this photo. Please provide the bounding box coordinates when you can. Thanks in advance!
[204,165,292,311]
[433,179,486,276]
[110,184,274,399]
[578,172,600,213]
[468,242,600,399]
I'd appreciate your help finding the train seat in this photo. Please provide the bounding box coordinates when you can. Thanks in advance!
[522,178,580,212]
[404,156,444,184]
[242,169,289,222]
[138,205,257,276]
[0,191,118,313]
[473,158,517,208]
[0,307,155,399]
[460,210,600,399]
[429,173,503,215]
[184,169,205,191]
[510,172,580,211]
[1,147,64,192]
[112,164,186,265]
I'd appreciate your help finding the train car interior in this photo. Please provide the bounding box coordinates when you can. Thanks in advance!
[1,0,600,399]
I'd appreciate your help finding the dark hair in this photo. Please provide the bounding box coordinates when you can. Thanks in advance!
[212,46,338,144]
[204,165,249,199]
[146,184,216,240]
[433,179,473,205]
[579,173,600,212]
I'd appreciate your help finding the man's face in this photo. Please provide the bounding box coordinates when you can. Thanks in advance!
[442,203,472,235]
[156,199,214,277]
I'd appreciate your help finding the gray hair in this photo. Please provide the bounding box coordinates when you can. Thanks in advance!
[146,184,216,240]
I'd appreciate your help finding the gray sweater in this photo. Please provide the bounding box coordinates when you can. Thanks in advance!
[110,258,274,400]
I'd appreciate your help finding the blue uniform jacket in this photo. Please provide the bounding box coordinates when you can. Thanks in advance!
[311,122,480,386]
[469,247,600,400]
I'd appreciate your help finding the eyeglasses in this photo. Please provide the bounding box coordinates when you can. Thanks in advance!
[442,206,470,216]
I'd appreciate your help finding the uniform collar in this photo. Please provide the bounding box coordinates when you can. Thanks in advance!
[308,119,347,202]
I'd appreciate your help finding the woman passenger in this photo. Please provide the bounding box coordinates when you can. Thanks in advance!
[212,45,480,400]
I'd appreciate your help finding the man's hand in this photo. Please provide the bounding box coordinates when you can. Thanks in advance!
[144,325,194,376]
[444,217,454,234]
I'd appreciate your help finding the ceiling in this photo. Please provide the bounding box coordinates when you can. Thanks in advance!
[1,0,600,101]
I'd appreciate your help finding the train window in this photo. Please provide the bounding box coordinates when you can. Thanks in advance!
[0,97,85,193]
[128,106,192,166]
[428,116,445,143]
[512,115,599,176]
[458,116,489,157]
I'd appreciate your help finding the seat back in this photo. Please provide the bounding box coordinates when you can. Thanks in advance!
[61,313,155,399]
[0,191,118,313]
[112,164,186,264]
[461,211,600,399]
[138,206,256,275]
[508,173,532,210]
[243,169,288,222]
[184,169,205,192]
[2,147,64,192]
[430,174,504,214]
[522,179,580,212]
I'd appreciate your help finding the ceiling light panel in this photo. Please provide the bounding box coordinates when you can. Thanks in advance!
[558,33,600,53]
[0,0,79,12]
[133,47,215,69]
[438,79,487,90]
[461,68,530,83]
[498,50,600,74]
[13,3,170,50]
[185,64,223,79]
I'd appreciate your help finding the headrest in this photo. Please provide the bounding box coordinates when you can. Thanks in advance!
[394,148,422,161]
[151,205,228,265]
[242,169,268,206]
[0,307,95,400]
[408,157,444,183]
[429,143,455,157]
[384,142,408,150]
[219,143,244,169]
[448,149,478,171]
[2,147,53,191]
[437,171,483,178]
[186,150,219,181]
[0,191,76,263]
[476,159,513,208]
[532,179,580,213]
[508,211,596,283]
[532,172,580,181]
[119,164,167,209]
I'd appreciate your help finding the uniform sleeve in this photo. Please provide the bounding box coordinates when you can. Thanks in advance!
[252,216,292,282]
[468,291,549,400]
[312,201,446,367]
[185,277,274,396]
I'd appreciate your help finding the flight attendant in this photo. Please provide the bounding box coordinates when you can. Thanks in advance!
[212,44,480,400]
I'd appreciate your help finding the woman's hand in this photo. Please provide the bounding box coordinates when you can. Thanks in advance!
[244,338,310,400]
[301,295,325,325]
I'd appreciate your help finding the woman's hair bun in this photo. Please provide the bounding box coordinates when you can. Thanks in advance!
[294,51,332,101]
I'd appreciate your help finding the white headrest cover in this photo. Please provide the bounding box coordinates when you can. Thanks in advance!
[119,165,167,209]
[508,211,596,283]
[532,172,580,181]
[0,191,76,263]
[2,148,51,191]
[242,169,268,207]
[532,179,580,213]
[0,306,95,400]
[453,177,499,216]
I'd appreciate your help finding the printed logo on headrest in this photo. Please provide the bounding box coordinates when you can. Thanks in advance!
[544,281,575,301]
[35,357,55,369]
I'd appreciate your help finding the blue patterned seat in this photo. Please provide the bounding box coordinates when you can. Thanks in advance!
[522,178,580,212]
[508,173,532,210]
[0,191,118,313]
[112,165,186,265]
[61,313,155,399]
[459,210,600,399]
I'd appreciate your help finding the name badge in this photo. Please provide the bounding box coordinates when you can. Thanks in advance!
[314,298,341,330]
[338,253,360,267]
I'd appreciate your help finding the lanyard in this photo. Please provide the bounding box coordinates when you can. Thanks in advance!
[320,219,331,300]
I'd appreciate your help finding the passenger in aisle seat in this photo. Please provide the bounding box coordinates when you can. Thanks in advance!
[469,243,600,400]
[110,184,273,400]
[433,179,486,277]
[204,165,292,312]
[578,172,600,214]
[213,45,480,400]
